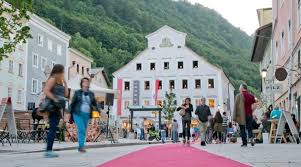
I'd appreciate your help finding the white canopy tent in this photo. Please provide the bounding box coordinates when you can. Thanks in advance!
[67,75,117,97]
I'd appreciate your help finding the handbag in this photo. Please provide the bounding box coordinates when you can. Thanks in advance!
[179,109,185,116]
[39,96,66,113]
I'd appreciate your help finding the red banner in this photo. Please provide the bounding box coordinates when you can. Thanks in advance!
[117,79,123,116]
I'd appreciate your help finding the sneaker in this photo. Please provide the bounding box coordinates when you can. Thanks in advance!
[186,140,190,147]
[183,139,186,145]
[44,151,59,158]
[249,138,255,147]
[78,148,87,153]
[241,144,247,147]
[201,141,206,146]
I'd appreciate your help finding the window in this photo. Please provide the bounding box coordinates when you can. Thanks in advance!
[17,90,22,103]
[41,57,47,71]
[281,31,284,54]
[57,44,62,56]
[208,79,215,88]
[156,100,163,107]
[8,60,13,73]
[32,79,38,94]
[299,0,301,27]
[77,64,79,73]
[18,63,23,77]
[195,79,201,89]
[144,100,150,106]
[8,87,12,97]
[164,62,169,70]
[288,20,292,50]
[158,80,162,89]
[32,53,38,68]
[124,101,130,109]
[48,39,53,51]
[82,67,84,75]
[182,80,188,89]
[144,81,150,90]
[38,34,44,46]
[136,63,142,71]
[169,80,175,89]
[124,81,130,91]
[208,99,215,108]
[178,61,183,69]
[193,61,198,68]
[150,63,155,70]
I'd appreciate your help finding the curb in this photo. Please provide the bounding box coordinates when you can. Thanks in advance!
[13,141,166,154]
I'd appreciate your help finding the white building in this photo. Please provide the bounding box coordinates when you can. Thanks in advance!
[112,25,235,126]
[0,43,26,111]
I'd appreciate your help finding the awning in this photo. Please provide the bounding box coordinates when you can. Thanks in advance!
[128,105,163,111]
[251,23,272,62]
[67,75,117,96]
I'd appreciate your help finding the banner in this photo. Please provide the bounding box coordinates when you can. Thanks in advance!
[152,80,160,105]
[133,80,140,106]
[117,79,123,116]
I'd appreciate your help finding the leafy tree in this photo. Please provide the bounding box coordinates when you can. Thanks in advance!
[162,90,177,121]
[0,0,32,61]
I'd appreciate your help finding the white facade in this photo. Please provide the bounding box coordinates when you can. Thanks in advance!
[112,25,235,125]
[0,43,26,111]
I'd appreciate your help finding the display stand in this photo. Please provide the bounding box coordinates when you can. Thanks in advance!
[275,111,300,144]
[0,97,18,142]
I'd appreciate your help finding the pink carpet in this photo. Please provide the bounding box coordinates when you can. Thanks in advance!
[97,144,250,167]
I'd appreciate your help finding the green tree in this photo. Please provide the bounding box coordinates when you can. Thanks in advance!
[162,90,177,121]
[0,0,32,61]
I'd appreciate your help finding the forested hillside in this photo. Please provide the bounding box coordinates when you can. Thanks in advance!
[8,0,260,95]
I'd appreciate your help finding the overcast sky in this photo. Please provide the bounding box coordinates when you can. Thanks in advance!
[188,0,272,35]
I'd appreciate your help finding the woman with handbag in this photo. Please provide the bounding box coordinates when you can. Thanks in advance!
[69,77,99,153]
[177,97,193,146]
[43,64,69,158]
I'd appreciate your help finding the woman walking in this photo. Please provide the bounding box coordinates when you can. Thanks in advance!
[177,98,193,146]
[43,64,69,158]
[69,77,99,153]
[214,109,223,144]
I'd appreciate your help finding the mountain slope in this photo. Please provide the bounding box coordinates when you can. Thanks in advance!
[9,0,260,94]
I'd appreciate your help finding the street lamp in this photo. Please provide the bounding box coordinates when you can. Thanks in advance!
[261,69,267,79]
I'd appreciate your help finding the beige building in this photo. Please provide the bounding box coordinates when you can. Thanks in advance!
[68,48,93,80]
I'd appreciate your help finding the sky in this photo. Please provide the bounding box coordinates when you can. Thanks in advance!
[188,0,272,35]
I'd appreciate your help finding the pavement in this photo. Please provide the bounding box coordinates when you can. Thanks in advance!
[194,143,301,167]
[2,140,301,167]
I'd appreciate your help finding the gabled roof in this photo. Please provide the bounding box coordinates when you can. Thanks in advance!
[145,25,187,39]
[251,23,272,62]
[91,68,111,87]
[69,48,93,63]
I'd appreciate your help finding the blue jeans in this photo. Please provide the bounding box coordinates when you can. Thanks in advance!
[46,113,60,151]
[73,112,90,149]
[172,130,178,143]
[140,128,145,140]
[160,130,166,143]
